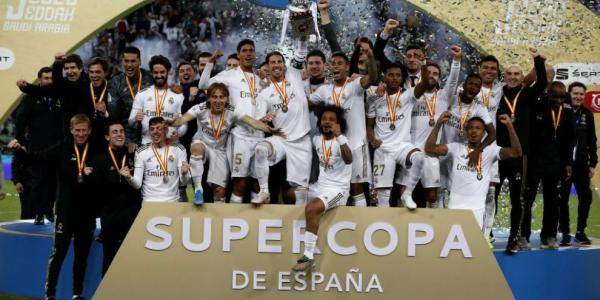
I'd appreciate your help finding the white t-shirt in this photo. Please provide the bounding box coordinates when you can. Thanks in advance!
[445,143,502,209]
[367,89,414,152]
[441,99,493,144]
[186,102,242,151]
[312,135,352,190]
[257,68,310,142]
[208,67,265,139]
[131,143,189,202]
[310,79,367,150]
[410,61,460,149]
[129,85,186,144]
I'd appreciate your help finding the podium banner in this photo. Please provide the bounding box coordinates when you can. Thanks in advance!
[95,203,513,299]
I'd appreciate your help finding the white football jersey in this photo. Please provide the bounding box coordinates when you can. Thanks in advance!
[367,89,414,152]
[441,99,493,144]
[475,82,503,127]
[186,102,239,151]
[312,135,352,190]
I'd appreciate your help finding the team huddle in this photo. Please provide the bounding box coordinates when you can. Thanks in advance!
[12,10,596,300]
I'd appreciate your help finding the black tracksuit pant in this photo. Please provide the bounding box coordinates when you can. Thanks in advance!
[559,162,592,234]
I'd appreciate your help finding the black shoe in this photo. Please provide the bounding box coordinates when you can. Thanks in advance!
[72,295,85,300]
[560,234,572,247]
[34,215,45,225]
[45,297,56,300]
[575,232,592,246]
[505,240,519,255]
[46,213,55,223]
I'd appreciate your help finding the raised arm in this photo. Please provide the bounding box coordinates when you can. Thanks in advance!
[318,0,341,52]
[425,111,451,156]
[373,19,399,71]
[198,50,223,89]
[442,45,462,101]
[527,48,547,96]
[331,123,352,164]
[359,48,378,89]
[498,114,522,160]
[240,115,285,138]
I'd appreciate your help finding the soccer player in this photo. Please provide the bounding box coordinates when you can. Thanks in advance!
[108,46,153,153]
[128,55,187,145]
[170,82,283,205]
[121,117,190,202]
[45,114,97,300]
[198,40,266,204]
[367,62,428,209]
[91,121,141,276]
[559,82,596,246]
[293,105,352,272]
[476,55,503,239]
[309,50,377,207]
[425,113,522,231]
[225,54,240,70]
[252,45,312,205]
[394,46,462,207]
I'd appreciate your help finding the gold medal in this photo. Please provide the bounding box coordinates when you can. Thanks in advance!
[424,91,437,127]
[272,79,288,113]
[321,136,334,170]
[511,114,516,123]
[429,119,435,127]
[209,110,225,142]
[551,106,563,140]
[477,173,483,181]
[385,90,402,132]
[73,142,89,183]
[151,144,170,184]
[467,146,483,181]
[240,67,257,104]
[108,146,127,179]
[503,89,522,123]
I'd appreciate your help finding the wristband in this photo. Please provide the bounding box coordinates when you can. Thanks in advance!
[337,135,348,145]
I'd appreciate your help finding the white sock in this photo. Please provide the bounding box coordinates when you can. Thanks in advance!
[189,155,204,192]
[303,231,318,259]
[214,196,225,203]
[251,191,258,200]
[353,194,367,207]
[483,186,496,236]
[295,187,308,206]
[230,194,243,204]
[377,189,391,207]
[404,151,425,194]
[255,143,270,193]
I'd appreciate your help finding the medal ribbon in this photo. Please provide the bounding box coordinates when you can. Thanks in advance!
[108,146,127,174]
[386,91,402,128]
[126,71,142,100]
[90,80,108,111]
[423,91,437,123]
[458,98,473,134]
[331,79,348,107]
[209,111,226,141]
[240,67,256,102]
[73,142,89,177]
[482,89,492,108]
[272,79,288,109]
[467,146,482,178]
[154,87,168,117]
[321,136,334,169]
[503,89,522,120]
[151,144,169,180]
[551,106,563,136]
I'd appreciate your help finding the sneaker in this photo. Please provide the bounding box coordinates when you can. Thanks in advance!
[193,190,204,206]
[400,194,417,210]
[34,215,45,225]
[505,240,519,255]
[251,192,270,205]
[560,234,572,247]
[575,232,592,246]
[517,237,531,251]
[541,237,558,250]
[292,255,315,272]
[45,297,56,300]
[72,296,85,300]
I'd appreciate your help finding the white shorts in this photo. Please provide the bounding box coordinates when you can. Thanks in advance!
[397,154,441,188]
[228,134,260,178]
[191,140,229,187]
[490,160,500,184]
[266,134,312,187]
[309,184,350,211]
[373,143,415,188]
[448,193,485,230]
[351,144,371,184]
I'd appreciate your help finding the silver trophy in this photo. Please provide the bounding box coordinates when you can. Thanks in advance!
[279,0,321,45]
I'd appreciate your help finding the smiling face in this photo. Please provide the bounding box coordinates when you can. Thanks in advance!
[149,121,166,144]
[405,48,424,73]
[505,65,524,88]
[268,54,285,81]
[238,44,256,70]
[178,64,195,84]
[307,55,325,78]
[88,64,106,87]
[152,64,169,88]
[319,110,338,136]
[462,76,483,103]
[383,67,403,91]
[479,61,498,85]
[106,123,125,148]
[570,86,585,108]
[71,122,91,145]
[330,56,348,82]
[466,119,485,144]
[226,57,239,70]
[208,88,228,114]
[64,62,82,82]
[123,52,141,78]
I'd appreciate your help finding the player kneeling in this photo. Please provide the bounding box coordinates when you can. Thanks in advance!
[170,83,283,205]
[293,105,352,272]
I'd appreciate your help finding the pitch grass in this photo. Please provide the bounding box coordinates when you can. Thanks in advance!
[0,181,599,238]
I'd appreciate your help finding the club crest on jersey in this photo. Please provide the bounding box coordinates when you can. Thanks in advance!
[169,155,175,162]
[147,97,152,102]
[169,97,174,104]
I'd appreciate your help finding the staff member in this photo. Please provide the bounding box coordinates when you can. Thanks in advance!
[91,120,141,275]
